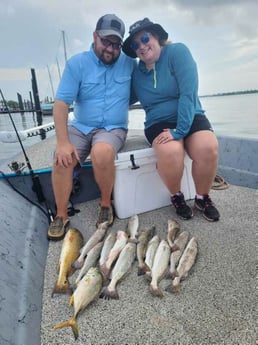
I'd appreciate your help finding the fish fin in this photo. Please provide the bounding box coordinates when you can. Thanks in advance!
[166,269,179,280]
[149,284,164,298]
[51,280,72,297]
[138,263,150,276]
[100,286,119,300]
[69,294,74,306]
[53,317,79,340]
[145,271,152,281]
[56,261,60,274]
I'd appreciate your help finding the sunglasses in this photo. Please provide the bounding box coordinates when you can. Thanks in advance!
[97,34,122,50]
[130,33,150,51]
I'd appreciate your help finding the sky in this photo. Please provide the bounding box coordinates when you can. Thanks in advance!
[0,0,257,102]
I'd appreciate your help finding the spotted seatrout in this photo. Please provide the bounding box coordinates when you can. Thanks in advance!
[75,241,103,285]
[53,267,103,339]
[73,221,108,269]
[99,232,117,267]
[168,230,190,279]
[100,242,136,300]
[136,225,156,275]
[127,214,139,243]
[149,239,171,297]
[166,237,198,293]
[144,235,160,271]
[99,230,128,279]
[167,219,180,250]
[52,228,84,296]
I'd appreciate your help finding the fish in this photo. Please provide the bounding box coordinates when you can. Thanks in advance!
[166,237,198,293]
[73,221,108,269]
[99,230,128,279]
[52,228,84,296]
[100,242,136,299]
[168,230,190,279]
[53,267,103,340]
[149,239,171,298]
[144,235,160,271]
[127,214,139,243]
[136,225,156,275]
[99,231,117,267]
[75,241,103,285]
[167,218,180,250]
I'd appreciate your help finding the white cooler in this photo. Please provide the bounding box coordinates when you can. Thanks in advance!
[113,147,195,219]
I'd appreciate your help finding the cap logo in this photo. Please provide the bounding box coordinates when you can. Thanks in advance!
[111,19,121,31]
[129,18,150,34]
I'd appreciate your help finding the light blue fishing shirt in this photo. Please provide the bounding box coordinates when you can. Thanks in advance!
[132,43,205,140]
[55,45,135,134]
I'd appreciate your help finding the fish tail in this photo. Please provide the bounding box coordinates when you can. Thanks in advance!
[165,282,181,294]
[138,263,150,276]
[149,284,164,298]
[53,317,79,340]
[51,280,72,297]
[100,286,119,300]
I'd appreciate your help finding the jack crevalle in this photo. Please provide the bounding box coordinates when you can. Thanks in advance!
[53,267,103,339]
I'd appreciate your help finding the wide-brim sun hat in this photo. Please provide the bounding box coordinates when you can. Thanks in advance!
[122,18,168,58]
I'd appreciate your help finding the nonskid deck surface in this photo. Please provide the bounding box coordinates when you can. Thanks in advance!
[41,186,256,345]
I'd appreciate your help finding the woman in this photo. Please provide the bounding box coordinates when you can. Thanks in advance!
[123,18,220,221]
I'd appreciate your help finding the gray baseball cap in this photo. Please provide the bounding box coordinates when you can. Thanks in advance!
[96,14,125,41]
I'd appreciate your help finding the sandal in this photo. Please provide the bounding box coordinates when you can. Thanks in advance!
[47,216,70,241]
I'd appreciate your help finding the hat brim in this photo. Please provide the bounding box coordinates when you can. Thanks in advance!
[122,23,168,58]
[97,29,123,41]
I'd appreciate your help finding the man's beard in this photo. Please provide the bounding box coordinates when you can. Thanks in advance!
[100,50,119,65]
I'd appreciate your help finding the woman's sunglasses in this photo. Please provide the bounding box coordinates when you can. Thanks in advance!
[97,34,122,50]
[130,33,150,51]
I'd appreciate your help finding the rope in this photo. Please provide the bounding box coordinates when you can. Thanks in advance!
[212,174,229,190]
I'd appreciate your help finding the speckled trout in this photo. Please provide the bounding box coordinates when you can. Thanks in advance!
[100,230,128,279]
[136,225,156,275]
[166,237,198,293]
[167,219,180,250]
[127,214,139,243]
[168,230,190,279]
[53,267,103,340]
[52,228,84,296]
[149,239,171,297]
[75,241,103,285]
[100,242,136,299]
[144,235,160,270]
[73,221,108,269]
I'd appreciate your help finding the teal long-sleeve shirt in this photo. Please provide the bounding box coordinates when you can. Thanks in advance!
[132,43,205,140]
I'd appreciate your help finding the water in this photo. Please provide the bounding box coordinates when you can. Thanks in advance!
[0,93,257,166]
[128,93,258,139]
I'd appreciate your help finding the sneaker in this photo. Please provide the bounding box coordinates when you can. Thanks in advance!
[96,205,114,228]
[47,216,70,240]
[194,195,220,221]
[171,192,193,220]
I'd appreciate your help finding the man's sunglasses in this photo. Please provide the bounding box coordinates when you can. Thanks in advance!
[130,33,150,51]
[97,34,122,50]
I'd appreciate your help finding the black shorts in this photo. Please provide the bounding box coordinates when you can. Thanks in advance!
[144,115,214,144]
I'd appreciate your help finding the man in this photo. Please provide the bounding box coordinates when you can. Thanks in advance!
[47,14,135,240]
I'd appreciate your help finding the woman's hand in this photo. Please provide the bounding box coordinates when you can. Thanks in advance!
[155,128,174,144]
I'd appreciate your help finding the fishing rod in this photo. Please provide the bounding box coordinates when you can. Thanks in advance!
[0,89,54,224]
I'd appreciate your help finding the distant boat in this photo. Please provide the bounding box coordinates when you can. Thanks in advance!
[41,102,54,116]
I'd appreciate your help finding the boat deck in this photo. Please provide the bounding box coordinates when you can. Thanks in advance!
[39,184,256,345]
[1,132,256,345]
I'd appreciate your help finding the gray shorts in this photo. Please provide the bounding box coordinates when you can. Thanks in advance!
[68,126,127,164]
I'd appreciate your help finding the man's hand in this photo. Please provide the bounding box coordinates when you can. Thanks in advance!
[54,141,80,168]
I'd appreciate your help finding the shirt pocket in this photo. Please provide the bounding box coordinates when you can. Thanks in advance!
[113,76,131,98]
